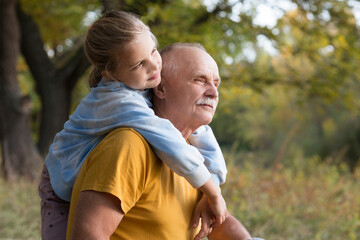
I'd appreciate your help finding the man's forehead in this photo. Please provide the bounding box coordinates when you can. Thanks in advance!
[189,57,220,79]
[175,46,207,59]
[176,47,218,69]
[189,67,220,80]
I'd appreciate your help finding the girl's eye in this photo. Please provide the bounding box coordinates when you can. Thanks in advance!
[152,48,158,55]
[132,62,142,70]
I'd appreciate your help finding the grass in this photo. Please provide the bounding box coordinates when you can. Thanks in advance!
[0,178,41,239]
[0,153,359,239]
[222,152,360,240]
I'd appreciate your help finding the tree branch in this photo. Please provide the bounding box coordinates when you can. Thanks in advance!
[16,3,55,85]
[57,45,90,90]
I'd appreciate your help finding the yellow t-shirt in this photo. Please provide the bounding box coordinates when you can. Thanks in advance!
[67,128,201,240]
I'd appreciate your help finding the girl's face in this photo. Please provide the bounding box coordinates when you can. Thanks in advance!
[110,31,162,91]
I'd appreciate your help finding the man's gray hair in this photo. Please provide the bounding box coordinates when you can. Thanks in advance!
[160,42,206,56]
[160,42,207,80]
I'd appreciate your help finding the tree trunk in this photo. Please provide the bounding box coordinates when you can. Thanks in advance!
[0,0,42,180]
[17,4,90,156]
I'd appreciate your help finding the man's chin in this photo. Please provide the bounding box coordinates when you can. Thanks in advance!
[200,116,213,126]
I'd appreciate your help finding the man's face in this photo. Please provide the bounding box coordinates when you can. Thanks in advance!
[161,47,220,129]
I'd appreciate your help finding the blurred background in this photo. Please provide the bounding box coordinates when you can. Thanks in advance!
[0,0,359,239]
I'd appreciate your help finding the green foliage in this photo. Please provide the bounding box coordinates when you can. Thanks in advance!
[210,0,360,169]
[21,0,100,54]
[272,0,360,108]
[212,81,360,169]
[222,151,360,240]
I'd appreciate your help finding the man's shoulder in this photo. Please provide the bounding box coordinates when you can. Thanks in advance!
[106,127,143,139]
[102,128,148,148]
[89,127,155,166]
[99,127,150,150]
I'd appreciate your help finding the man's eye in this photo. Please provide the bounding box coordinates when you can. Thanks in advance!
[195,78,205,83]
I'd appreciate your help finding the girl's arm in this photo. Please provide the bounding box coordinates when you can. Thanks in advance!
[188,125,227,185]
[71,82,213,188]
[49,81,224,200]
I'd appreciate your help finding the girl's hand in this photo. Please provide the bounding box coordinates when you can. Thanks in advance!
[198,178,227,229]
[207,191,226,228]
[191,195,215,240]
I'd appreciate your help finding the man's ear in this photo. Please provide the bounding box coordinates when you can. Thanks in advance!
[153,80,166,99]
[101,70,109,78]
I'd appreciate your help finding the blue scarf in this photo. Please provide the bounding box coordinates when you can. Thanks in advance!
[45,78,226,201]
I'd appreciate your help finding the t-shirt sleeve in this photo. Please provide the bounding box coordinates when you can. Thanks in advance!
[79,128,149,214]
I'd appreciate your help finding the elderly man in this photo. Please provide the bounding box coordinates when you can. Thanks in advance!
[66,43,252,240]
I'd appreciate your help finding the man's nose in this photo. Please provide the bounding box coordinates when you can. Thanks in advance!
[205,82,218,98]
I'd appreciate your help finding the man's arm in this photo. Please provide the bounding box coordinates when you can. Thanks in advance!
[208,211,252,240]
[69,190,124,240]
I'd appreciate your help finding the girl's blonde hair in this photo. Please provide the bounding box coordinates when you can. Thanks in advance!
[84,10,155,87]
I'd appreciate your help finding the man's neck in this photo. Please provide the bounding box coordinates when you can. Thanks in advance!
[153,105,194,139]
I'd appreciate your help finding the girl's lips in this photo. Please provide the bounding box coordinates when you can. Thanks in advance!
[149,72,160,81]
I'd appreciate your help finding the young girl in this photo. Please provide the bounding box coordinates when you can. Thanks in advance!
[39,10,227,239]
